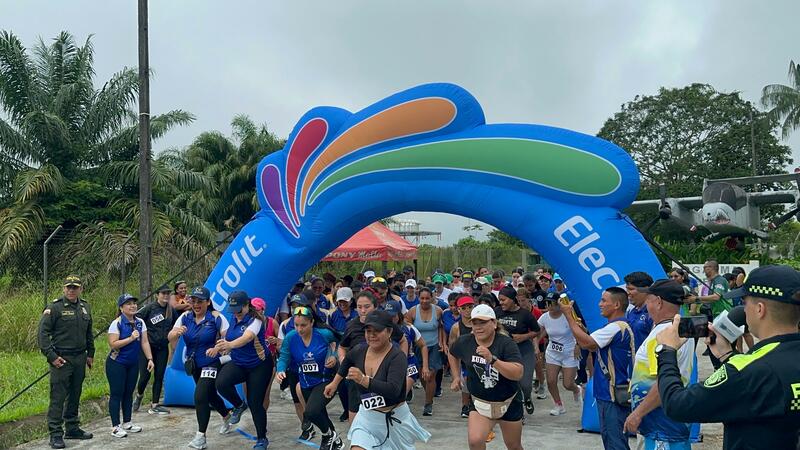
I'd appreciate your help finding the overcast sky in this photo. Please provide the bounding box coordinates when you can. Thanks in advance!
[4,1,799,245]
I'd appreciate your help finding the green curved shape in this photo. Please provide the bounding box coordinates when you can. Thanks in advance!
[308,138,621,203]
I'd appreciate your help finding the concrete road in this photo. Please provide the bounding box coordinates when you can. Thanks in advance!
[17,346,722,449]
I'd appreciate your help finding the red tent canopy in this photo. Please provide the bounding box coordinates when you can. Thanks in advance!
[323,222,417,262]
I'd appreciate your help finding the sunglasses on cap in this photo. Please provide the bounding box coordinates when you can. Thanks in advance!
[371,277,387,284]
[293,306,312,316]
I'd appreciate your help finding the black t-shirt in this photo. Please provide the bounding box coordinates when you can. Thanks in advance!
[495,307,540,336]
[530,289,547,309]
[338,343,407,407]
[135,301,178,346]
[450,333,523,402]
[340,319,403,349]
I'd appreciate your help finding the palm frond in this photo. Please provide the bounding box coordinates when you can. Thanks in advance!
[0,30,39,123]
[0,202,45,260]
[13,164,64,203]
[162,203,217,246]
[150,110,195,141]
[82,67,138,150]
[0,116,37,165]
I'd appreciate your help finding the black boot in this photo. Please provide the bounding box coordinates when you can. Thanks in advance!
[64,428,93,439]
[49,435,66,449]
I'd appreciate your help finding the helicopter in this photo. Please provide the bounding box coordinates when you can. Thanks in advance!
[626,172,800,247]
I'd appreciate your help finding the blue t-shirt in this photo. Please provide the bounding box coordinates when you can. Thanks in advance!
[590,318,633,402]
[277,328,336,389]
[401,293,419,310]
[626,304,653,350]
[177,311,229,369]
[442,310,459,336]
[316,294,331,311]
[328,308,358,333]
[107,316,146,367]
[226,314,268,369]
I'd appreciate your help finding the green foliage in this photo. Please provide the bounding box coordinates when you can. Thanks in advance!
[761,60,800,139]
[486,229,527,248]
[652,239,764,271]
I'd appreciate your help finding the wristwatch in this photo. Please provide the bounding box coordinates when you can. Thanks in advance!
[655,344,677,356]
[490,354,498,364]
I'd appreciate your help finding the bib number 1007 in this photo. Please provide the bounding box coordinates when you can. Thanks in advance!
[360,394,386,410]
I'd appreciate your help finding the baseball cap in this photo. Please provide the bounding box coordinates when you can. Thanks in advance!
[432,274,446,284]
[336,287,353,302]
[364,270,376,278]
[371,277,388,288]
[117,293,138,307]
[364,310,394,331]
[539,273,552,281]
[402,265,415,274]
[227,290,250,313]
[64,275,82,287]
[471,282,482,295]
[289,293,310,306]
[190,286,210,301]
[553,273,562,281]
[456,296,475,307]
[544,291,559,303]
[462,271,474,281]
[639,279,685,305]
[470,304,496,321]
[723,265,800,305]
[405,279,417,289]
[250,297,266,312]
[444,273,454,284]
[156,284,172,293]
[382,299,403,315]
[476,277,490,286]
[352,280,364,291]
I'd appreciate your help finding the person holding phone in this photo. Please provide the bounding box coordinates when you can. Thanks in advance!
[656,265,800,450]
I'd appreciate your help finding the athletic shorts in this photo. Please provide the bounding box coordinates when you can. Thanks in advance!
[468,394,523,422]
[545,349,579,368]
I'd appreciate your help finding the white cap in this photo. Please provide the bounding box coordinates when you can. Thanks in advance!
[405,279,417,288]
[364,270,376,278]
[336,287,353,302]
[470,304,496,321]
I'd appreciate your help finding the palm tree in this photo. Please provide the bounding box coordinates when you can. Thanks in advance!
[761,60,800,139]
[0,31,197,263]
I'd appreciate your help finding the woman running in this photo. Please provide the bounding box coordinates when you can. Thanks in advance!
[447,296,475,419]
[276,306,341,450]
[536,292,582,416]
[495,286,540,416]
[515,287,547,400]
[248,297,279,413]
[324,310,431,449]
[405,287,444,417]
[168,286,231,449]
[213,291,272,449]
[106,294,153,438]
[389,309,429,395]
[133,285,176,415]
[328,287,358,420]
[448,304,524,450]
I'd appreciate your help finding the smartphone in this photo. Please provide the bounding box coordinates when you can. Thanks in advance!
[678,315,709,338]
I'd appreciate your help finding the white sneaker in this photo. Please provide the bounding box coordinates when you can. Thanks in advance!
[111,426,127,438]
[122,422,142,433]
[413,381,422,389]
[549,404,566,416]
[535,387,548,399]
[188,432,207,449]
[219,419,233,435]
[573,385,583,404]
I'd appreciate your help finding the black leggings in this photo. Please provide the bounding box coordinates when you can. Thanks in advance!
[106,358,138,426]
[136,343,169,403]
[191,363,229,433]
[301,383,335,434]
[215,359,273,440]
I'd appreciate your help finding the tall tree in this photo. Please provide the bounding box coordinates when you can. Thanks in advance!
[0,31,198,262]
[761,60,800,139]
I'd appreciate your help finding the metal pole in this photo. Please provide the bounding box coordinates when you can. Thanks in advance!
[42,225,63,309]
[138,0,153,300]
[121,233,135,295]
[750,106,757,176]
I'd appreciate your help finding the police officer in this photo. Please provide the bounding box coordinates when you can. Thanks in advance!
[37,275,95,449]
[655,265,800,450]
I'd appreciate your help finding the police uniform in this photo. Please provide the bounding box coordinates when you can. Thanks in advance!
[656,265,800,450]
[37,275,94,444]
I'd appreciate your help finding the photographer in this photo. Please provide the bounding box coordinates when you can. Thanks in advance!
[655,265,800,450]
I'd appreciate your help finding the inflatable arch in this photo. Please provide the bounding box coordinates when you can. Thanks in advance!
[164,83,665,412]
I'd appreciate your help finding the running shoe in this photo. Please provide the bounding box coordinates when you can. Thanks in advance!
[434,387,442,397]
[524,398,535,415]
[121,422,142,433]
[339,411,348,422]
[111,426,127,438]
[219,419,232,435]
[423,403,433,416]
[299,421,316,441]
[413,381,422,389]
[320,430,341,450]
[228,402,248,425]
[535,386,548,399]
[133,393,143,412]
[406,390,413,402]
[148,405,170,415]
[460,405,469,418]
[485,430,495,443]
[573,385,583,404]
[253,437,269,449]
[188,432,207,449]
[549,404,567,416]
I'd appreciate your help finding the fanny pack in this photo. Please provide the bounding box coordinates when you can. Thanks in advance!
[472,395,516,419]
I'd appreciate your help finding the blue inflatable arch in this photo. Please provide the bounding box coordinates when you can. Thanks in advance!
[163,83,665,409]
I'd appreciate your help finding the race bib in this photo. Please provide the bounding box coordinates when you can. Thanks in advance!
[360,393,386,410]
[407,364,418,377]
[200,367,217,379]
[301,362,319,373]
[150,313,164,325]
[549,341,564,353]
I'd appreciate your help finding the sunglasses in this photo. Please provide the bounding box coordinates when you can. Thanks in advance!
[293,306,312,316]
[458,304,474,310]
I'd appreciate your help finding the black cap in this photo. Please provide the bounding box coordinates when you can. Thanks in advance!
[403,265,414,273]
[364,310,394,331]
[352,280,364,290]
[289,293,310,306]
[156,284,172,293]
[190,286,210,301]
[227,290,250,313]
[640,279,686,305]
[64,275,82,287]
[471,282,482,295]
[723,265,800,305]
[117,293,138,307]
[545,291,559,303]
